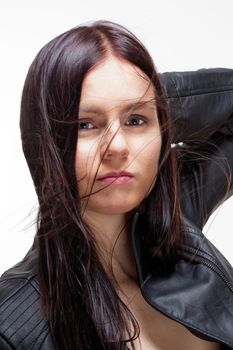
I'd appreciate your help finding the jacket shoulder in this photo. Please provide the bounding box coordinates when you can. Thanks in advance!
[0,249,54,350]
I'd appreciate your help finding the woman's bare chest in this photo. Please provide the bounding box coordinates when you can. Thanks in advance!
[119,283,221,350]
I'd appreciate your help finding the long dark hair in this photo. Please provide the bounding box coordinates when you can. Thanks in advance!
[20,20,182,350]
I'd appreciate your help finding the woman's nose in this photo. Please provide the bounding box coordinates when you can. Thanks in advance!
[101,127,129,161]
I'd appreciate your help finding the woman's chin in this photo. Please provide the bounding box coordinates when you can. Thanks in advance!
[85,201,140,215]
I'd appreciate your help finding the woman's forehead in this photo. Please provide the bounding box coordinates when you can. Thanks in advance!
[79,56,155,111]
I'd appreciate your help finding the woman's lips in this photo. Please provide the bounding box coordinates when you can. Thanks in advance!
[97,172,134,185]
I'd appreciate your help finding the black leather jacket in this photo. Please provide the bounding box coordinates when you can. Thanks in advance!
[0,68,232,349]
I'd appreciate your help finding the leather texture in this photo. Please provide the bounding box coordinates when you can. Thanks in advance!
[0,68,233,349]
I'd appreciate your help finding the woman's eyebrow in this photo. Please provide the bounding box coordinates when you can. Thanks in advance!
[79,100,156,114]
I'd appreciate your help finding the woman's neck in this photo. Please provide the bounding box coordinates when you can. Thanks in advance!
[82,210,138,284]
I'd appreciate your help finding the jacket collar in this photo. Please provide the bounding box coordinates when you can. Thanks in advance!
[131,212,233,348]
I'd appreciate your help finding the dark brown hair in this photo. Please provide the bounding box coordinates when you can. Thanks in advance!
[20,20,182,350]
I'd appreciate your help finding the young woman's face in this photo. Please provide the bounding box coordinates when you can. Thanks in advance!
[76,56,161,215]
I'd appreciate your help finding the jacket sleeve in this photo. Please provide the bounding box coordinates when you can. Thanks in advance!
[0,335,14,349]
[159,68,233,230]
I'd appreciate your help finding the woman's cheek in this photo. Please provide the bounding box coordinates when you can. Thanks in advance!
[136,131,161,166]
[75,139,100,194]
[76,141,91,185]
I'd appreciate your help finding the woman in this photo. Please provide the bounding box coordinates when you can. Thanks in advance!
[0,20,232,350]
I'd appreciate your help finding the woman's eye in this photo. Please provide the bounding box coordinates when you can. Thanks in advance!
[126,116,145,126]
[78,121,94,130]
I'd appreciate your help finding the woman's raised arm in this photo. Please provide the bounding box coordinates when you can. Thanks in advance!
[160,68,233,229]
